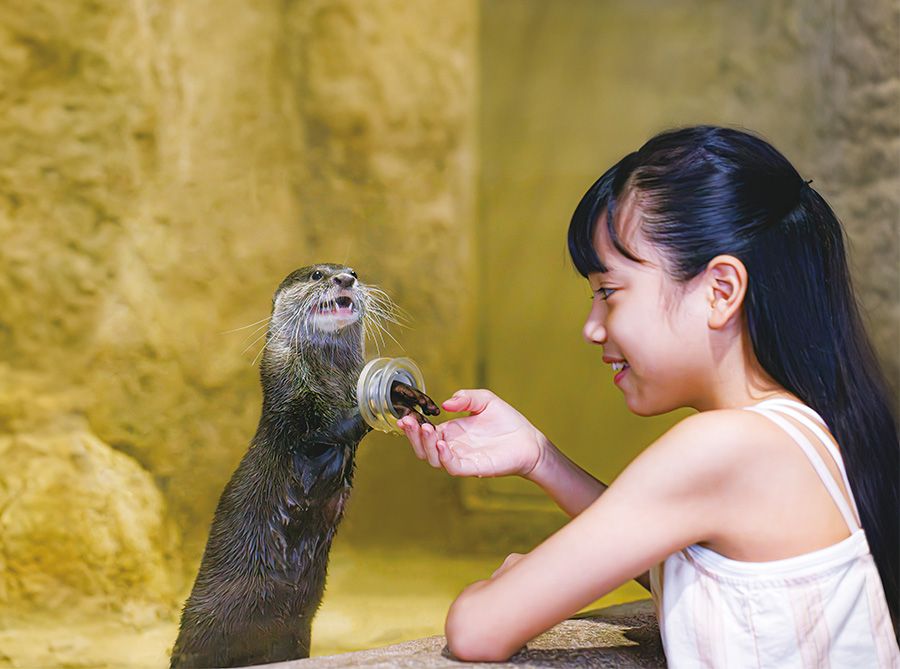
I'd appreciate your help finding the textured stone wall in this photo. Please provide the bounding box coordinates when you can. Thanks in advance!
[718,0,900,393]
[280,0,479,550]
[0,0,477,624]
[819,0,899,393]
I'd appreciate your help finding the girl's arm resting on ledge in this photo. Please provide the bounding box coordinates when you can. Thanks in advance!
[445,412,741,662]
[524,435,651,591]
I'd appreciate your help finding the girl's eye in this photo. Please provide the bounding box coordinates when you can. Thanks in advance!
[311,270,324,280]
[594,287,616,301]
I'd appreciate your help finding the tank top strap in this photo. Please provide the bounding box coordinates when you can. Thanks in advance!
[744,399,861,532]
[752,398,861,527]
[753,398,828,427]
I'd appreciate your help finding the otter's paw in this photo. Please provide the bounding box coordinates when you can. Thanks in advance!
[391,381,440,425]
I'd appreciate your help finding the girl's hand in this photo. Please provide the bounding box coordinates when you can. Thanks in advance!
[397,389,546,479]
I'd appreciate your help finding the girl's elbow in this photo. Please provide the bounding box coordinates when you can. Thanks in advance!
[445,600,516,662]
[447,633,512,662]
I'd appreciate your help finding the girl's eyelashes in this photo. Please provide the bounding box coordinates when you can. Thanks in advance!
[594,287,616,301]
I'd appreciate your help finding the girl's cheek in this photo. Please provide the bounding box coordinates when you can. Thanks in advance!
[606,309,624,336]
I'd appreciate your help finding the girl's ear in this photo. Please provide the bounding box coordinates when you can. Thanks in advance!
[705,255,748,329]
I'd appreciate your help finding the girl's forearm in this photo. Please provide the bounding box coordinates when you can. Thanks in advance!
[524,436,608,517]
[523,436,653,592]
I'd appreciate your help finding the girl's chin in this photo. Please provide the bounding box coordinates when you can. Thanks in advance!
[624,392,676,418]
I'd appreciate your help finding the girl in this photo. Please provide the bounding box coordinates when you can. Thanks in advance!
[397,126,899,667]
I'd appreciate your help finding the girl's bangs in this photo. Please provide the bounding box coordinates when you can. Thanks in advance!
[568,160,644,277]
[567,169,616,277]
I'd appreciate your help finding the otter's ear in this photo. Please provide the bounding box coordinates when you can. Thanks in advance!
[704,255,747,329]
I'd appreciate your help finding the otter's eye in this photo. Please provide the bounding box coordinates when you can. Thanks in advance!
[349,270,358,279]
[311,270,324,280]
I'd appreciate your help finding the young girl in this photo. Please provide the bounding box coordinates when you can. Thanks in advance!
[397,126,899,667]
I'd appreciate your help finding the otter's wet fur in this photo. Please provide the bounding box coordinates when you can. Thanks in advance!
[169,264,436,669]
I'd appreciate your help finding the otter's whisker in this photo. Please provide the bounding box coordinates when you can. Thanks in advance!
[222,315,271,335]
[368,306,405,330]
[369,318,403,352]
[366,308,406,342]
[293,304,317,349]
[362,302,403,352]
[297,293,318,346]
[365,287,409,324]
[366,318,387,352]
[363,319,383,353]
[242,328,273,357]
[365,298,408,329]
[238,321,275,347]
[248,311,295,364]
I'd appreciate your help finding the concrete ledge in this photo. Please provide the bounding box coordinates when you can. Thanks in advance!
[254,600,664,668]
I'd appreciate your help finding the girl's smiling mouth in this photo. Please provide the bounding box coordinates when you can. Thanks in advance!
[605,358,630,384]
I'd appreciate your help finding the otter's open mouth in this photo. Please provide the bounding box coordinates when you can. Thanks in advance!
[315,295,355,316]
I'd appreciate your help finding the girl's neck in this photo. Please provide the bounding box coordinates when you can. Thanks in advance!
[695,330,799,411]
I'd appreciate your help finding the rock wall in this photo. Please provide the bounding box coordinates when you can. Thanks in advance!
[0,0,477,619]
[819,0,899,393]
[718,0,900,392]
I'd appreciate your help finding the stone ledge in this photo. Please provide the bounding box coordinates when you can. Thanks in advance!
[253,600,664,668]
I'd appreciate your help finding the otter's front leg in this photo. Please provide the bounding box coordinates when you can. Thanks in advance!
[301,383,440,450]
[317,408,372,445]
[390,381,440,425]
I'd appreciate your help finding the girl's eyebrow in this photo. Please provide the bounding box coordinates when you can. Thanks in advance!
[601,262,622,276]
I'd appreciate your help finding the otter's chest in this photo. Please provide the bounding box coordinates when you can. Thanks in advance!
[274,478,351,580]
[272,445,353,550]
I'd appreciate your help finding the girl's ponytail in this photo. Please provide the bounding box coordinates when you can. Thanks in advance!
[745,182,899,638]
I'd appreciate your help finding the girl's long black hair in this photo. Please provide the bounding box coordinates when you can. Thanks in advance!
[568,125,899,639]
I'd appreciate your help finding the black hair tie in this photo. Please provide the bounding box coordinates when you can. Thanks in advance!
[798,178,815,200]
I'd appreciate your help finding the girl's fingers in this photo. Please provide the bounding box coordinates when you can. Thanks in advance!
[400,418,488,477]
[398,417,462,472]
[441,389,494,414]
[420,423,441,467]
[435,440,457,473]
[437,440,479,478]
[435,420,466,442]
[398,416,426,460]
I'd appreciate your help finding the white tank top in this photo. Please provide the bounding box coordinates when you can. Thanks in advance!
[649,398,900,668]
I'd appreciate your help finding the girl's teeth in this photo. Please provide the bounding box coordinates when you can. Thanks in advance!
[612,361,629,372]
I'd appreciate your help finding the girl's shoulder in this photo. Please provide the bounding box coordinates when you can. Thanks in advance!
[606,409,783,556]
[612,409,769,507]
[644,408,779,476]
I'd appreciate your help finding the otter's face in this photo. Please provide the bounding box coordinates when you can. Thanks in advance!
[305,266,362,333]
[264,264,398,362]
[273,264,364,338]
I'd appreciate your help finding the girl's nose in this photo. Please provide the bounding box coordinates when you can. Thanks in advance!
[582,312,607,345]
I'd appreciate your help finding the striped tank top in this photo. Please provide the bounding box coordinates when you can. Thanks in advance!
[649,398,899,668]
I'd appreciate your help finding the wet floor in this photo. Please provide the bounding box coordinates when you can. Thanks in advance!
[0,545,649,668]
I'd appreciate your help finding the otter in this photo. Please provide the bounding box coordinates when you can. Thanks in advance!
[169,264,438,669]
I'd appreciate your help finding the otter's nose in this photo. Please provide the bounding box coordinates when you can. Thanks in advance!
[333,273,356,289]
